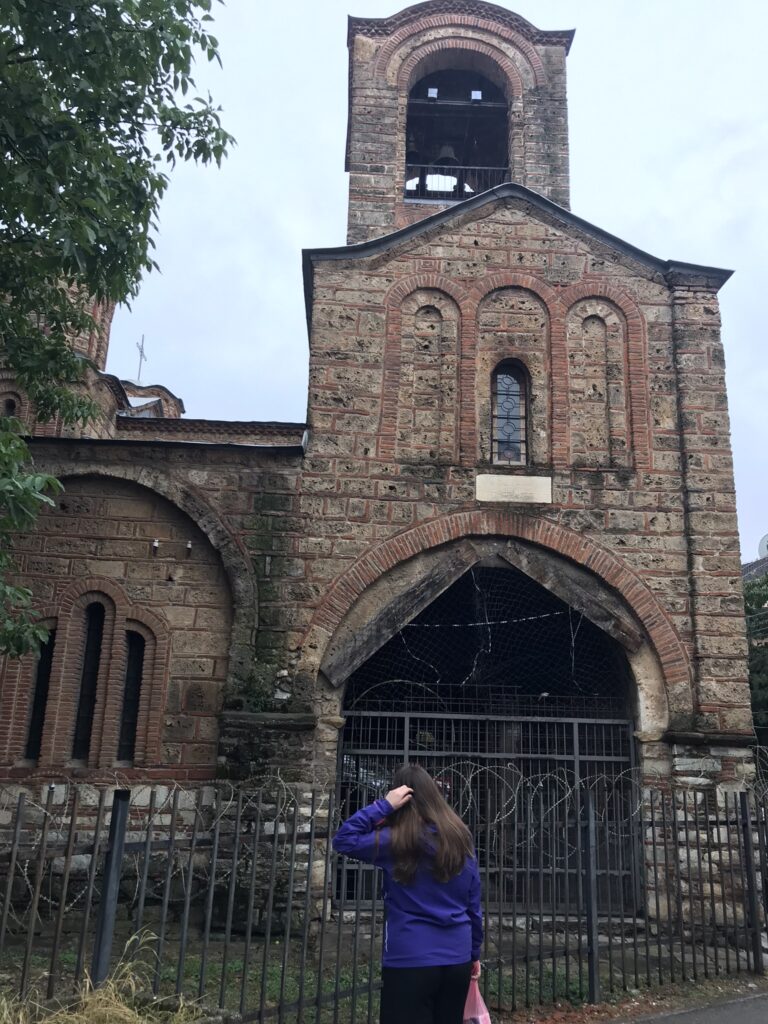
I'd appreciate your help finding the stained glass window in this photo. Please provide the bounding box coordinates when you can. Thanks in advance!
[492,361,527,464]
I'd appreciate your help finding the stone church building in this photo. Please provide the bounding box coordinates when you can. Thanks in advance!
[0,1,754,797]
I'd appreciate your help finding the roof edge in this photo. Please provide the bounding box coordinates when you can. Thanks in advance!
[115,418,307,434]
[302,183,733,334]
[347,3,576,54]
[26,435,306,456]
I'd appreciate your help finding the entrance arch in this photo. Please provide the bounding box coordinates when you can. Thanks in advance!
[309,510,687,734]
[339,558,636,806]
[332,549,651,914]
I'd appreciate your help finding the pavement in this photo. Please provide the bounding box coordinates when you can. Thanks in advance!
[616,991,768,1024]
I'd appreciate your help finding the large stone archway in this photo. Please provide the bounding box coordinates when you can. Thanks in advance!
[0,474,239,780]
[304,510,689,723]
[304,517,682,786]
[26,461,257,692]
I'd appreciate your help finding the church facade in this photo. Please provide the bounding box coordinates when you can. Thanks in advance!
[0,2,754,795]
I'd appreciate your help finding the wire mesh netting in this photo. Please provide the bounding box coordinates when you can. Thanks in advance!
[343,565,632,719]
[339,565,638,910]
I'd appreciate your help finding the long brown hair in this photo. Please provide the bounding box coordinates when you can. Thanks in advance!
[386,764,474,885]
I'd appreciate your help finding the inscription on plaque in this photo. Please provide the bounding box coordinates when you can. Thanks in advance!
[475,474,553,504]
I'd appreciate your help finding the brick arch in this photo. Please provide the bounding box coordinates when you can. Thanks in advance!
[0,369,31,426]
[57,575,126,616]
[385,273,471,309]
[397,38,525,98]
[402,293,452,317]
[54,577,170,653]
[467,274,561,467]
[309,509,692,712]
[31,579,173,772]
[380,277,466,460]
[0,608,61,764]
[48,465,255,622]
[34,583,120,770]
[562,284,650,470]
[376,14,546,86]
[123,608,171,770]
[125,604,169,643]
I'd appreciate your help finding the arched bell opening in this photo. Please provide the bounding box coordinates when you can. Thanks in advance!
[404,68,510,200]
[338,562,639,912]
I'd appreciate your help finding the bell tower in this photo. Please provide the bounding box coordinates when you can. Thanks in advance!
[345,1,574,243]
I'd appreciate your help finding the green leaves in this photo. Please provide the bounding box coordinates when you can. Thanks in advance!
[0,0,232,655]
[0,0,233,304]
[745,576,768,745]
[0,420,62,656]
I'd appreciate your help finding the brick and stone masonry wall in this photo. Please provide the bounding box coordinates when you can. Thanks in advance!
[0,5,752,795]
[345,5,571,243]
[0,199,753,792]
[0,442,306,783]
[293,196,753,786]
[0,475,233,777]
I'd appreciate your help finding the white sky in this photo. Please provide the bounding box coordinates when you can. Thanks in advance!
[107,1,768,561]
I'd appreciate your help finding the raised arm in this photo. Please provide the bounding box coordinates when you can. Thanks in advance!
[332,798,393,864]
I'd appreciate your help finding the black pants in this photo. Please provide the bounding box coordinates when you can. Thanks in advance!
[380,962,472,1024]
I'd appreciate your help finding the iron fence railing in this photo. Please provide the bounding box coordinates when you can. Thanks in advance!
[0,781,766,1022]
[404,164,509,200]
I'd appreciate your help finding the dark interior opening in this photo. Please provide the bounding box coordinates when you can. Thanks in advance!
[339,566,638,911]
[343,565,631,719]
[117,630,145,763]
[72,602,106,762]
[405,70,509,199]
[25,630,56,762]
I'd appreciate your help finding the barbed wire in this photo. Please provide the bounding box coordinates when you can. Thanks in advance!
[0,751,765,944]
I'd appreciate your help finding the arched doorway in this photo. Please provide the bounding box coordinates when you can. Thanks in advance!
[338,562,637,910]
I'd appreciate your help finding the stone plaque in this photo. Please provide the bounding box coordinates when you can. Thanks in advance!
[475,474,553,504]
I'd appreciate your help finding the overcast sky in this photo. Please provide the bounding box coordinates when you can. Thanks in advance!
[107,0,768,561]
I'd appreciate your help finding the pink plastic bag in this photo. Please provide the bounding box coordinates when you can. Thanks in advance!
[463,978,491,1024]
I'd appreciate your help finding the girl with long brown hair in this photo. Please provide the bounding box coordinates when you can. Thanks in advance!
[333,764,482,1024]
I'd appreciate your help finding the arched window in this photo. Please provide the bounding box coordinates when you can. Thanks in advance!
[492,361,528,465]
[1,394,20,418]
[117,630,146,763]
[71,602,106,761]
[405,69,509,199]
[24,630,56,762]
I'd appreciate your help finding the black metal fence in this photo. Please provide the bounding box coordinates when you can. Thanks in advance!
[0,780,766,1022]
[404,164,509,199]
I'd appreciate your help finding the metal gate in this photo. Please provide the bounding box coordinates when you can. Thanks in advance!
[337,565,640,912]
[338,711,637,912]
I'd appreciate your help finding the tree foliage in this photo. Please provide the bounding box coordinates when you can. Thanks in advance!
[745,575,768,746]
[0,0,233,655]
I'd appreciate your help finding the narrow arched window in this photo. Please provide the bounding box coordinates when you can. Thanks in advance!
[117,630,145,763]
[1,393,20,418]
[492,361,528,465]
[72,602,105,761]
[25,630,56,761]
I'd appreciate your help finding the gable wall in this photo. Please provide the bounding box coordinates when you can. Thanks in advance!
[0,207,751,788]
[300,200,751,782]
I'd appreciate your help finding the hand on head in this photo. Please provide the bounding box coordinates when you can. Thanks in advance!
[384,785,414,811]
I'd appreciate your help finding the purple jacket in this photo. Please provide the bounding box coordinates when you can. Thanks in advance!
[332,798,483,968]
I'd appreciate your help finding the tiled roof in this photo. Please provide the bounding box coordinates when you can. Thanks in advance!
[743,556,768,583]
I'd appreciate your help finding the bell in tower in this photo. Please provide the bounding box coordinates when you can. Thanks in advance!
[345,1,574,242]
[404,69,509,201]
